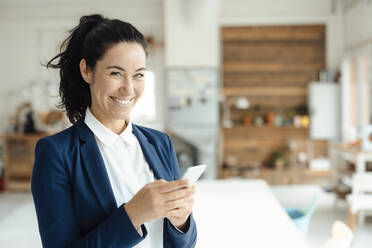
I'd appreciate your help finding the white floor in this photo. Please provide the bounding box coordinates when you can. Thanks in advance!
[0,188,371,247]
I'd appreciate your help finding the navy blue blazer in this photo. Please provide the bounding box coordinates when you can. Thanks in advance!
[31,118,197,247]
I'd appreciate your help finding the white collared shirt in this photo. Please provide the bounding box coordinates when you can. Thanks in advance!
[84,108,163,247]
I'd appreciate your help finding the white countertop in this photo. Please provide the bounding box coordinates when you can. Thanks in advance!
[193,179,309,248]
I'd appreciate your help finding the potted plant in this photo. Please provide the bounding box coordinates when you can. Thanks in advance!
[268,150,287,170]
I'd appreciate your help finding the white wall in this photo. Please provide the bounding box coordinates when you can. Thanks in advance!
[164,0,340,69]
[0,0,166,133]
[219,0,341,71]
[343,0,372,51]
[164,0,220,67]
[220,0,331,24]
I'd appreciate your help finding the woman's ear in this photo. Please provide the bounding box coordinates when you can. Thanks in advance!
[79,59,92,84]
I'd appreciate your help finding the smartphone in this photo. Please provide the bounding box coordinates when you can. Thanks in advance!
[181,164,207,185]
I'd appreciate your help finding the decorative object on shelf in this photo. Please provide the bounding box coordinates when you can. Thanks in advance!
[283,109,295,126]
[301,116,310,128]
[41,110,64,126]
[297,152,308,169]
[24,110,36,134]
[295,105,309,115]
[265,112,275,126]
[243,115,252,126]
[235,96,250,110]
[274,113,283,126]
[295,105,310,128]
[225,155,239,168]
[13,102,36,133]
[243,107,254,126]
[254,115,264,126]
[268,151,287,170]
[252,106,264,126]
[39,109,66,133]
[294,115,302,127]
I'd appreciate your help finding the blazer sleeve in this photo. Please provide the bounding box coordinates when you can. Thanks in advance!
[31,137,147,248]
[163,134,197,248]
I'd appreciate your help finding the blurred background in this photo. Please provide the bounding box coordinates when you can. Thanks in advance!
[0,0,371,247]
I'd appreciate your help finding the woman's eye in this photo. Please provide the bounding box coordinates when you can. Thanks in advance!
[134,73,144,79]
[110,71,121,77]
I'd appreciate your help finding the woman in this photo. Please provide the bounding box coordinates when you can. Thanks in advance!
[31,14,197,248]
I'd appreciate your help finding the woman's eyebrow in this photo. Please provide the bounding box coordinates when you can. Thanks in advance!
[106,65,125,71]
[106,66,146,72]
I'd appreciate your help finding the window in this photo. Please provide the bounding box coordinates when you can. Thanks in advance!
[342,46,372,142]
[361,56,370,126]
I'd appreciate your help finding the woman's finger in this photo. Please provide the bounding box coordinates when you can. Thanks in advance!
[164,195,194,211]
[157,180,190,193]
[162,187,195,202]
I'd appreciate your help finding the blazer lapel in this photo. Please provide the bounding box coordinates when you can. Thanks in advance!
[132,125,173,181]
[76,119,116,215]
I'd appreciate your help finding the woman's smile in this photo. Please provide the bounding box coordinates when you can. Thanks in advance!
[110,96,134,106]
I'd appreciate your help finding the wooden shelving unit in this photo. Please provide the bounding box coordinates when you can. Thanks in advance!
[219,25,330,184]
[2,133,47,191]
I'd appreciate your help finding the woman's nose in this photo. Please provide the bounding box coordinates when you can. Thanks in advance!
[119,76,134,94]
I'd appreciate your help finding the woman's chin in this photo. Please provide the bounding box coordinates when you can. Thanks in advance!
[109,111,131,121]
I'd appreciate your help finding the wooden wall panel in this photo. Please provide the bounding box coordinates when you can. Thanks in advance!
[223,72,317,88]
[222,25,325,42]
[223,42,324,63]
[224,61,325,73]
[220,25,327,181]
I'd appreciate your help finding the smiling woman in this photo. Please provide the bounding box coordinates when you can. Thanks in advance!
[79,42,146,134]
[31,14,197,248]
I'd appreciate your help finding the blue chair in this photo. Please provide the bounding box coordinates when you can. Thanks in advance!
[285,195,320,238]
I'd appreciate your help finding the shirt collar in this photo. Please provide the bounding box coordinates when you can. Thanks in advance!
[84,108,136,147]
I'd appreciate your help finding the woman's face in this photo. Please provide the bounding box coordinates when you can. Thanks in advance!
[80,42,146,133]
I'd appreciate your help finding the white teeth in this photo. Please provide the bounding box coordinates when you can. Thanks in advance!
[112,97,132,105]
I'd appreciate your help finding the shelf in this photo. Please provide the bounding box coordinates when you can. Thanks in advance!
[5,180,30,192]
[221,87,307,97]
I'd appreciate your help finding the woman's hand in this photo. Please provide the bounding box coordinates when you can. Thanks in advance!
[124,179,195,231]
[163,184,195,231]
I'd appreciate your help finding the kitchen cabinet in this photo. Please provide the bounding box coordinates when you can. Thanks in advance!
[2,133,46,191]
